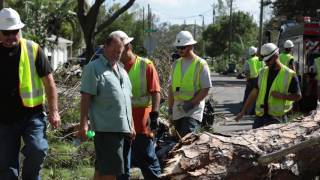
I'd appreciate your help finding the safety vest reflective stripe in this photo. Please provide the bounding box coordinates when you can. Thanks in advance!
[255,65,294,117]
[19,38,45,107]
[315,57,320,81]
[172,57,205,101]
[128,56,152,107]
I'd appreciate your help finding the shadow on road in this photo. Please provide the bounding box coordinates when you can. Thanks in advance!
[215,102,243,115]
[212,80,246,86]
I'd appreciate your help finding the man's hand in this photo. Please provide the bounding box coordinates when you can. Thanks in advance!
[129,128,136,140]
[77,121,89,142]
[271,91,285,99]
[48,110,61,129]
[149,111,159,131]
[182,101,194,112]
[235,111,245,122]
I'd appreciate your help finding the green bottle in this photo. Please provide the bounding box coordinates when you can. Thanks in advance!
[86,130,95,139]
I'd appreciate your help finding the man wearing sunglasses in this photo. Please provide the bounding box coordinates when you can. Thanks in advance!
[235,43,301,129]
[168,31,212,137]
[0,8,60,179]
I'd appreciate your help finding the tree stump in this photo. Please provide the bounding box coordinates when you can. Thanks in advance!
[162,111,320,179]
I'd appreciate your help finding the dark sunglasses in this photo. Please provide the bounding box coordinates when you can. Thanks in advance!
[1,30,19,36]
[176,46,188,50]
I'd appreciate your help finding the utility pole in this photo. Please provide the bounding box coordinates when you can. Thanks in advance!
[212,5,215,24]
[193,19,196,40]
[0,0,3,10]
[142,7,145,35]
[258,0,264,53]
[228,0,233,63]
[199,14,205,57]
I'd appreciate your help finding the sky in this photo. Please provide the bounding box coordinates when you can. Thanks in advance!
[90,0,273,26]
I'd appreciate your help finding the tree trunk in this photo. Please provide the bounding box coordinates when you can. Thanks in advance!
[0,0,4,10]
[162,111,320,179]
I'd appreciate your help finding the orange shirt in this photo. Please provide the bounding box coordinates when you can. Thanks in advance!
[124,57,160,134]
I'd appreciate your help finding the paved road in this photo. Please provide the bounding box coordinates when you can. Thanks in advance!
[210,73,254,134]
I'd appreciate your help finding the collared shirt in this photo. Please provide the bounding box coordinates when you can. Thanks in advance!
[80,55,133,133]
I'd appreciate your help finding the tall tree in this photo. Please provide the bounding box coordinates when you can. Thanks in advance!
[272,0,320,19]
[203,11,258,60]
[77,0,136,62]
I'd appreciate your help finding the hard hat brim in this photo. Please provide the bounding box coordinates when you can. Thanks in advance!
[262,48,279,62]
[0,22,24,30]
[124,37,134,45]
[173,40,197,47]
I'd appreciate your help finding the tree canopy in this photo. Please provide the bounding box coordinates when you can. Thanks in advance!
[203,11,258,60]
[272,0,320,19]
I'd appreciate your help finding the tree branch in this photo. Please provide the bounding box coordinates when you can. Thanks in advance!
[95,0,136,36]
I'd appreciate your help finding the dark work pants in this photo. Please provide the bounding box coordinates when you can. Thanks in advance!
[252,114,286,129]
[243,79,256,115]
[119,134,161,180]
[173,117,200,138]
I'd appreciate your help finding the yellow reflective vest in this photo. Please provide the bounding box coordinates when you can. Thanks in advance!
[315,57,320,81]
[248,56,265,79]
[19,38,45,107]
[128,56,152,107]
[279,52,294,67]
[255,65,295,117]
[172,57,207,101]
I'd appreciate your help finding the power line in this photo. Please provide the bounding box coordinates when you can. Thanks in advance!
[152,9,211,20]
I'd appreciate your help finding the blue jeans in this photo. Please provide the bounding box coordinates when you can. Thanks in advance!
[0,112,48,180]
[119,134,161,180]
[173,117,200,137]
[117,137,132,180]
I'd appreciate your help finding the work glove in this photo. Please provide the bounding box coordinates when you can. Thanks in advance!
[149,111,159,131]
[182,101,194,112]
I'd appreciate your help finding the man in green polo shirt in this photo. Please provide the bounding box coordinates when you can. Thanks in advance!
[78,35,135,180]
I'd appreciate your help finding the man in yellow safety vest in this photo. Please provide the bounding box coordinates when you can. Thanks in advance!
[111,30,161,180]
[280,40,296,71]
[0,8,60,179]
[235,43,301,128]
[168,31,212,137]
[242,46,265,114]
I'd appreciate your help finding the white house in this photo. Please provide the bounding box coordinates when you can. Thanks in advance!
[44,35,73,70]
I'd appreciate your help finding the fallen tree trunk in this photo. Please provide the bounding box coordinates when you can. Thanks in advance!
[162,111,320,180]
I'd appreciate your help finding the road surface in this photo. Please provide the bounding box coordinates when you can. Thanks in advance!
[210,73,254,134]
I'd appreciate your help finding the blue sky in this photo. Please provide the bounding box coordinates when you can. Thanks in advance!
[90,0,272,26]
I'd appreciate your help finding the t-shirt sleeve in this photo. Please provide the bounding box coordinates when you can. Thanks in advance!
[288,75,301,95]
[200,63,212,89]
[146,63,160,93]
[35,47,53,77]
[80,64,97,95]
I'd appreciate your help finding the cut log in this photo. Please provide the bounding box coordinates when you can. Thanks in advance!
[161,111,320,180]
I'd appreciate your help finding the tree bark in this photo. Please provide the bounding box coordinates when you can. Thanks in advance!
[77,0,136,63]
[162,111,320,179]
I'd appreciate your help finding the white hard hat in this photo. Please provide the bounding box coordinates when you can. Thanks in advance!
[284,40,294,48]
[248,46,257,56]
[0,8,25,30]
[260,43,279,62]
[109,30,134,45]
[174,31,197,47]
